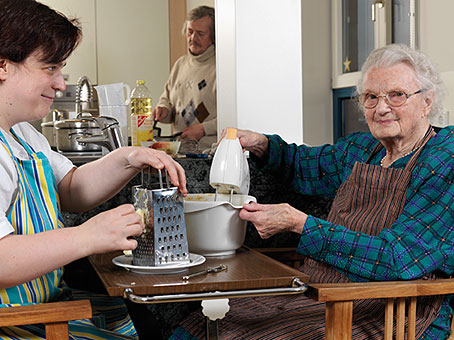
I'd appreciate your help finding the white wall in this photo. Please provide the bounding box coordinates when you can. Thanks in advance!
[216,0,304,144]
[187,0,214,10]
[301,0,332,146]
[418,0,454,125]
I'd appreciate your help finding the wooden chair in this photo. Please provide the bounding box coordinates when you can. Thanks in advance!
[254,248,454,340]
[307,278,454,340]
[0,300,92,340]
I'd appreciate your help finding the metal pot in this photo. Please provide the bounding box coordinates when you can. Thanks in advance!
[54,118,102,152]
[41,109,69,149]
[41,121,56,148]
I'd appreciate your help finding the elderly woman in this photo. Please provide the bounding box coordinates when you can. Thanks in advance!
[171,44,454,339]
[0,0,186,339]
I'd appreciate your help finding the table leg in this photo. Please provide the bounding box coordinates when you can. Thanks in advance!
[206,318,219,340]
[201,298,230,340]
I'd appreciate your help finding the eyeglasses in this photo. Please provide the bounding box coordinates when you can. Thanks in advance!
[358,89,425,109]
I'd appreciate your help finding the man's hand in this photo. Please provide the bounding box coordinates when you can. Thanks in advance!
[181,123,206,141]
[153,106,169,121]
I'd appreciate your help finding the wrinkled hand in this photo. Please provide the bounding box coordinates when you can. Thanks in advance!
[219,128,269,158]
[153,106,169,121]
[79,204,144,254]
[181,123,205,141]
[239,202,307,239]
[125,147,187,195]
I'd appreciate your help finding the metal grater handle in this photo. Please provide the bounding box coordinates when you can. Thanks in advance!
[165,169,170,188]
[140,167,153,189]
[147,167,151,187]
[158,168,171,189]
[158,169,163,189]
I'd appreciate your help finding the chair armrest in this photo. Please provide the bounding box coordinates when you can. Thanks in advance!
[306,278,454,302]
[307,279,454,340]
[0,300,92,327]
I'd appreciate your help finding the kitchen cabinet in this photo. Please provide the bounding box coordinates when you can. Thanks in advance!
[40,0,97,84]
[95,0,170,103]
[40,0,171,105]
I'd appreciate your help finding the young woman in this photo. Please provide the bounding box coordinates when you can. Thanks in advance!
[0,0,187,338]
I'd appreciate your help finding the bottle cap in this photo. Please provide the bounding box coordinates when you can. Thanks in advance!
[137,80,145,85]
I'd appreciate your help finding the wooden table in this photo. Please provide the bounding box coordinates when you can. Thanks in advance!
[89,247,308,339]
[89,246,308,297]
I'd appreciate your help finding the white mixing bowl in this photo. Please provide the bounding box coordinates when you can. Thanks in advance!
[183,193,256,256]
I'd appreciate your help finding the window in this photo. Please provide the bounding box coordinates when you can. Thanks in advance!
[332,0,416,88]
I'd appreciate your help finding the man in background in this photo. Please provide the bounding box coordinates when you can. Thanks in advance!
[153,6,216,152]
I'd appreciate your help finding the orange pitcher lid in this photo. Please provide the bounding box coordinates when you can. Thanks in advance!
[225,128,238,140]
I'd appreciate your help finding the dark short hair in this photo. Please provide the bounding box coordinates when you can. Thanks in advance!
[182,6,215,44]
[0,0,82,64]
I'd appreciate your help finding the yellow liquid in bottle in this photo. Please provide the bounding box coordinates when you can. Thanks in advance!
[131,97,152,115]
[130,97,153,146]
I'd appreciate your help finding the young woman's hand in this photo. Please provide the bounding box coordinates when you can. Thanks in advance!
[125,147,187,196]
[78,204,144,255]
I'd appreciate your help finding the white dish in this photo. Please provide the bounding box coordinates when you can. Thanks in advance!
[112,253,206,274]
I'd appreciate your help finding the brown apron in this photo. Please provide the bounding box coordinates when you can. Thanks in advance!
[303,127,435,284]
[177,128,444,340]
[299,127,443,339]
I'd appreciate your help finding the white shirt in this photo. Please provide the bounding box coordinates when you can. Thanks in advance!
[0,122,74,239]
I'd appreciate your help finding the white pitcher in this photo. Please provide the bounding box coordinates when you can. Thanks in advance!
[95,83,131,106]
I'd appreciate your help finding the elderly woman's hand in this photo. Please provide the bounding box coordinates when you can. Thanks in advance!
[239,201,307,239]
[219,128,269,158]
[126,147,187,196]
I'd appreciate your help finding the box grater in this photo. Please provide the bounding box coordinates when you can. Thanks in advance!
[132,169,190,267]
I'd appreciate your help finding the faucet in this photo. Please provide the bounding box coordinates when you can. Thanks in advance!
[76,116,125,151]
[75,76,94,117]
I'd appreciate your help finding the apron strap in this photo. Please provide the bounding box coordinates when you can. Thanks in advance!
[365,125,435,171]
[404,126,435,171]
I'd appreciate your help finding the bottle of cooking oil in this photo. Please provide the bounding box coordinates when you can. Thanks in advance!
[130,80,153,146]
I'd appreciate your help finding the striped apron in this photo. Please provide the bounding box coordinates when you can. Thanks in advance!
[0,129,138,340]
[172,128,445,340]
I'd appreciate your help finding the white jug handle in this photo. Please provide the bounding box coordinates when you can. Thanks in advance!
[123,83,131,105]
